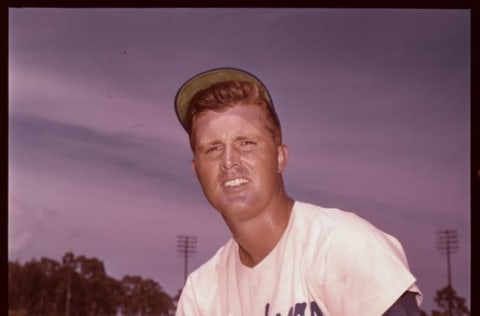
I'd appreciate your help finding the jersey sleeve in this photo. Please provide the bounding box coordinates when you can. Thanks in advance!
[310,218,422,315]
[175,245,224,316]
[175,276,201,316]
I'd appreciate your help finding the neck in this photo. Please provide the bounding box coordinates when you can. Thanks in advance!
[224,195,294,267]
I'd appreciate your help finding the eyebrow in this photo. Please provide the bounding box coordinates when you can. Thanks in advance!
[197,139,223,150]
[235,136,255,142]
[198,135,258,148]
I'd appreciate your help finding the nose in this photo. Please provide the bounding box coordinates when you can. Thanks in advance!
[221,145,239,170]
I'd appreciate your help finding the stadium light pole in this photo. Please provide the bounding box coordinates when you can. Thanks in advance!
[436,229,459,316]
[177,235,197,285]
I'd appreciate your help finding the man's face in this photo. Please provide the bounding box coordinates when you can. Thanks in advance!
[191,104,288,221]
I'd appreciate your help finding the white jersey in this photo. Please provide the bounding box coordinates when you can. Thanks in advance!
[176,201,422,316]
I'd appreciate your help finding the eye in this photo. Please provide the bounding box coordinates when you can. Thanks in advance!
[240,140,257,147]
[206,145,221,154]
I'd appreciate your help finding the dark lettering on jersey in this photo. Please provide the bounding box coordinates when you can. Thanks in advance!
[265,301,323,316]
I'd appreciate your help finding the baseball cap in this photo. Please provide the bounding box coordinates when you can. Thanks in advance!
[174,67,273,132]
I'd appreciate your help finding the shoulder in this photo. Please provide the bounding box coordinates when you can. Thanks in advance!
[292,200,409,265]
[292,200,379,237]
[188,238,235,286]
[293,200,366,223]
[293,202,421,315]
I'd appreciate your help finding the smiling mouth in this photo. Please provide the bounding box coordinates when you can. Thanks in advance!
[223,178,249,188]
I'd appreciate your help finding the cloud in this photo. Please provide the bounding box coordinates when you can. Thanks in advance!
[10,112,193,190]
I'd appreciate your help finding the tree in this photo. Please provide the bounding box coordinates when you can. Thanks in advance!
[432,285,470,316]
[9,252,175,315]
[15,258,58,315]
[76,255,122,315]
[8,261,25,312]
[120,275,174,316]
[37,257,62,314]
[59,252,85,316]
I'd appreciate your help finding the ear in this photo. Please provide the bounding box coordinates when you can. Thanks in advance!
[277,144,289,173]
[191,158,198,177]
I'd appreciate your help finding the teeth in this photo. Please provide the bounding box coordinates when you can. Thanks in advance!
[224,178,249,188]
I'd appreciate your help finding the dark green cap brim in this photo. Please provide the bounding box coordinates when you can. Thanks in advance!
[174,67,272,132]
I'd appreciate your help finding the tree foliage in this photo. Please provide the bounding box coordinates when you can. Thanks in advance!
[8,252,175,316]
[431,285,470,316]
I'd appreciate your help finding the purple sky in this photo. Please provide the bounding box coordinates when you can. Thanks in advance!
[8,8,470,313]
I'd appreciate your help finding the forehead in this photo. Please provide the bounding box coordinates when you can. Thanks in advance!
[192,104,271,141]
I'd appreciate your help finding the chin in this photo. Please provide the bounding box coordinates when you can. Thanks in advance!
[216,197,258,217]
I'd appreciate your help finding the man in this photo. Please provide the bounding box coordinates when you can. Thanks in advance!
[174,67,422,315]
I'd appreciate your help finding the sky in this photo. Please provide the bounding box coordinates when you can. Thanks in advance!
[8,8,470,313]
